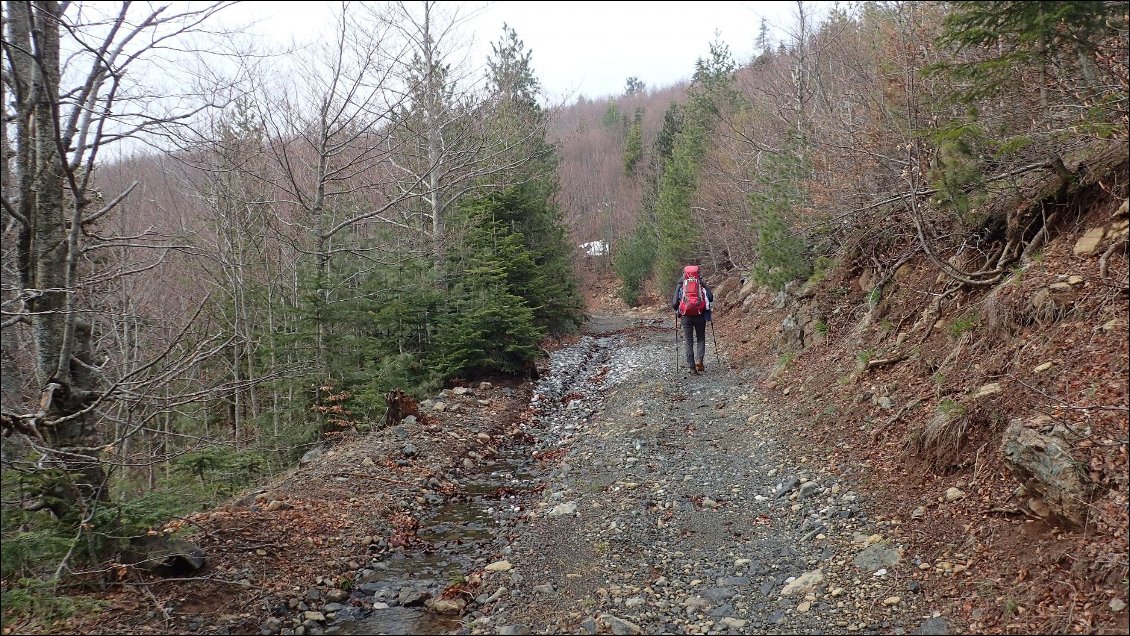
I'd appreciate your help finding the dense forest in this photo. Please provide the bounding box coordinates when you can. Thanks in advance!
[1,0,585,614]
[2,0,1127,631]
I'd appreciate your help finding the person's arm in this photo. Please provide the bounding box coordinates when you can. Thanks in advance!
[671,283,682,311]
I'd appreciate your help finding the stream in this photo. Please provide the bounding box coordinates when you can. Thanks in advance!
[322,332,618,635]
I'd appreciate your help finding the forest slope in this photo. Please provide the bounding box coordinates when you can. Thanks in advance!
[697,152,1129,635]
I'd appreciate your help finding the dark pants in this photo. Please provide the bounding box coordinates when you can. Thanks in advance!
[681,314,707,367]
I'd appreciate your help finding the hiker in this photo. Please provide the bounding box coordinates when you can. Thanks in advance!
[671,264,714,374]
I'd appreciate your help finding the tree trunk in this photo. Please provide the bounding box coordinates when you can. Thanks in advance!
[13,1,109,519]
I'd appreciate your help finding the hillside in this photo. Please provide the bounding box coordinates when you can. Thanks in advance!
[552,7,1128,631]
[702,157,1129,634]
[572,139,1128,635]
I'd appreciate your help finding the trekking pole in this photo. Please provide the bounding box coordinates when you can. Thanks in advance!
[709,317,721,364]
[674,313,680,371]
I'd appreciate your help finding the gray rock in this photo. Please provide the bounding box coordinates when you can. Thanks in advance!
[599,613,644,635]
[708,603,736,618]
[1000,420,1092,525]
[911,617,950,635]
[702,586,736,602]
[798,481,821,499]
[781,569,824,596]
[125,535,207,575]
[300,447,323,466]
[356,582,383,594]
[853,543,901,572]
[398,588,430,606]
[475,586,507,605]
[548,501,577,517]
[684,596,713,612]
[774,477,801,498]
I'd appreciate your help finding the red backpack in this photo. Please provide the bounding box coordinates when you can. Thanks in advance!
[678,265,706,316]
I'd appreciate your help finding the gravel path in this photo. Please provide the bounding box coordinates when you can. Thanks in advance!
[465,310,953,636]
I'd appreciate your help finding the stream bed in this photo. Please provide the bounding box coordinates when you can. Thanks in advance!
[321,333,617,635]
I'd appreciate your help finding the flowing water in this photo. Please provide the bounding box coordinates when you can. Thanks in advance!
[326,455,538,635]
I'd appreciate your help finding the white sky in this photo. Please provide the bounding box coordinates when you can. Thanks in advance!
[223,1,822,102]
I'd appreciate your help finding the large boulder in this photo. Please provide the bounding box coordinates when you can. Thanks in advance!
[125,534,207,576]
[1000,419,1093,526]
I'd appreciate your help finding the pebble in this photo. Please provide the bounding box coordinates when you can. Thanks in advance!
[286,316,945,636]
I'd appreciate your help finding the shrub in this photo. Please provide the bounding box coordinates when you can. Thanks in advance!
[614,223,658,306]
[807,255,837,286]
[949,312,979,338]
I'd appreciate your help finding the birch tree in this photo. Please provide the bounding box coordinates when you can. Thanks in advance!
[1,0,234,539]
[382,1,552,280]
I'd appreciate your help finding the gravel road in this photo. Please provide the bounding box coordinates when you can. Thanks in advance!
[464,310,952,636]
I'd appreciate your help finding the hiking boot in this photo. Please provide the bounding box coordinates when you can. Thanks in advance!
[695,361,705,372]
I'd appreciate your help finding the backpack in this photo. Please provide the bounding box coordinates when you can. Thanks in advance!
[678,265,706,317]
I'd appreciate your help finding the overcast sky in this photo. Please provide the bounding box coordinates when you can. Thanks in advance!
[223,1,823,102]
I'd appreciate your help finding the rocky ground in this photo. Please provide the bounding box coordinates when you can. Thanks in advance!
[50,306,955,636]
[38,190,1128,635]
[462,310,950,636]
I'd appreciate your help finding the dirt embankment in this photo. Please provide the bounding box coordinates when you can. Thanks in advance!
[706,163,1128,634]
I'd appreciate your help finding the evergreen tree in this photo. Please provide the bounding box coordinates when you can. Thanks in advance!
[435,257,542,378]
[488,23,541,105]
[614,102,682,306]
[623,108,644,175]
[756,17,772,56]
[749,135,814,291]
[932,1,1123,105]
[482,25,584,336]
[438,195,546,378]
[653,39,736,285]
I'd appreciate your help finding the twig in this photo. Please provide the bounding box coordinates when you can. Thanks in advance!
[866,354,909,371]
[1098,234,1127,279]
[985,506,1026,516]
[870,397,925,440]
[134,573,172,625]
[917,285,961,344]
[1007,374,1129,412]
[971,441,989,486]
[170,514,219,541]
[115,575,251,586]
[236,543,283,551]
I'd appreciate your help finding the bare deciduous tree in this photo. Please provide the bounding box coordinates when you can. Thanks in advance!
[1,0,236,541]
